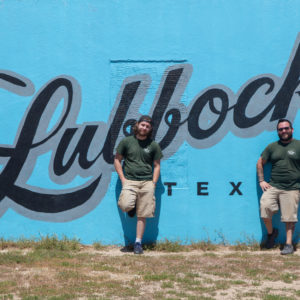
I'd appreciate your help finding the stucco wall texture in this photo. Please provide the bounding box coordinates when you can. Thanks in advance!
[0,0,300,245]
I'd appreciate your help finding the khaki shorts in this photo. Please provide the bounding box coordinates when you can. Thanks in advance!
[260,186,300,222]
[118,180,156,218]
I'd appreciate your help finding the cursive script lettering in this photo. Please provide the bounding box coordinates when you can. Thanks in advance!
[0,34,300,221]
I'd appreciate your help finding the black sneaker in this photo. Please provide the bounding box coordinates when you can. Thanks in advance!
[134,242,143,254]
[127,206,136,218]
[120,245,133,253]
[265,228,278,249]
[281,244,294,255]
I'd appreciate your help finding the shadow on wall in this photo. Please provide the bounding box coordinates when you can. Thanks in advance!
[256,163,300,246]
[115,178,165,246]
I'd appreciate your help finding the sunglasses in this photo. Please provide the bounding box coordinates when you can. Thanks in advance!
[277,127,291,132]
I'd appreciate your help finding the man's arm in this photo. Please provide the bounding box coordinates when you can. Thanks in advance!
[256,156,271,191]
[152,159,160,187]
[114,153,126,185]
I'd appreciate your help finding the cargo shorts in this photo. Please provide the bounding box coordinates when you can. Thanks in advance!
[118,180,156,218]
[260,186,300,222]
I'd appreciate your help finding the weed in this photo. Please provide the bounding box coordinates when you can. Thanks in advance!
[231,234,261,251]
[30,249,73,260]
[48,296,75,300]
[189,240,217,251]
[93,262,118,272]
[263,295,295,300]
[144,239,185,252]
[0,295,14,300]
[161,281,174,288]
[202,252,217,257]
[242,291,258,297]
[144,273,176,281]
[92,242,106,250]
[0,251,33,264]
[280,273,298,283]
[34,235,80,251]
[230,241,250,251]
[215,230,229,245]
[0,237,35,250]
[231,280,246,285]
[245,268,261,278]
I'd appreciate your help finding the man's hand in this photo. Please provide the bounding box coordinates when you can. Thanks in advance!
[121,178,127,187]
[152,160,160,189]
[259,180,271,192]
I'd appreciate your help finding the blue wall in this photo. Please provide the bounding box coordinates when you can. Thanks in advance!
[0,0,300,245]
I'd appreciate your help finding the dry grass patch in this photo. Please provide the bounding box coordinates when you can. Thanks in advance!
[0,239,299,299]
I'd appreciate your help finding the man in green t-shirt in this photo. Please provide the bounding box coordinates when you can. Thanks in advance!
[257,119,300,255]
[114,115,163,254]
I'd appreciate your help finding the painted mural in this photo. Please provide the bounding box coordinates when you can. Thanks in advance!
[0,0,300,244]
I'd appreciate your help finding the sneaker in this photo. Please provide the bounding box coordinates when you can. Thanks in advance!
[120,245,133,253]
[127,206,136,218]
[281,244,294,255]
[134,242,143,254]
[265,228,278,249]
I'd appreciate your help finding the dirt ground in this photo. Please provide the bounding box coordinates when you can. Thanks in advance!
[1,245,300,299]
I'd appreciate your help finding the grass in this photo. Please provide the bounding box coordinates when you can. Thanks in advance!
[0,237,299,299]
[143,238,218,252]
[92,242,107,251]
[0,235,81,251]
[144,239,185,252]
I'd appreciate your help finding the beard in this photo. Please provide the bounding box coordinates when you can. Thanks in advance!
[279,132,293,142]
[137,127,150,137]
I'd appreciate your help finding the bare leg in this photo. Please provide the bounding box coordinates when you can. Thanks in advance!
[136,217,146,240]
[263,218,273,234]
[285,222,295,245]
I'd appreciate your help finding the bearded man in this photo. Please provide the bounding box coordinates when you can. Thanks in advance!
[114,115,163,254]
[257,119,300,255]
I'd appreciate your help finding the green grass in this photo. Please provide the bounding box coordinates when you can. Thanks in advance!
[0,235,81,252]
[144,238,186,252]
[0,237,36,250]
[34,235,80,251]
[280,273,298,283]
[263,295,296,300]
[92,241,107,250]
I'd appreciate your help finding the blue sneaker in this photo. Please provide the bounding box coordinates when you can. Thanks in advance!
[134,242,143,254]
[281,244,294,255]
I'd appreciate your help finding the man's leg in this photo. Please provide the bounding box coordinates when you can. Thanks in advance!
[134,181,155,254]
[279,190,299,255]
[260,187,279,249]
[118,180,137,213]
[285,222,295,245]
[134,217,146,254]
[263,218,273,234]
[262,217,278,249]
[136,217,146,240]
[280,222,295,255]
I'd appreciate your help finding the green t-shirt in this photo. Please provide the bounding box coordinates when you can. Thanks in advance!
[261,139,300,190]
[116,135,163,181]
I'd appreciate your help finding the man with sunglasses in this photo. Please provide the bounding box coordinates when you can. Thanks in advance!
[257,119,300,255]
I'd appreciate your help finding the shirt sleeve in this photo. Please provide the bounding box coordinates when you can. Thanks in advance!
[261,145,270,162]
[116,138,127,156]
[153,142,163,161]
